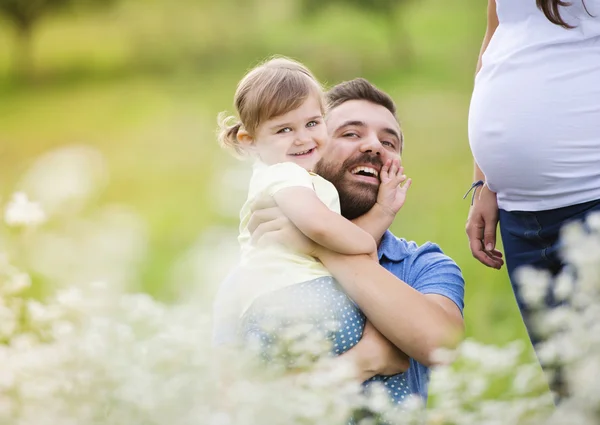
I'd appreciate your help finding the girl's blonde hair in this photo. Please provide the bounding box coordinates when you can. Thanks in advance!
[217,56,324,157]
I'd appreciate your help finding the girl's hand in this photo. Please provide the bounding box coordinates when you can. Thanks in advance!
[340,320,410,382]
[376,159,412,218]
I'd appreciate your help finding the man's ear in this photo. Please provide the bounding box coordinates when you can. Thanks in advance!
[237,129,254,147]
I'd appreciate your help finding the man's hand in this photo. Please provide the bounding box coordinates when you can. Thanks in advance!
[376,159,412,217]
[248,194,317,256]
[465,185,504,269]
[340,320,410,382]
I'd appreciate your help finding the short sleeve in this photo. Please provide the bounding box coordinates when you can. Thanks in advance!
[408,243,465,315]
[255,162,314,197]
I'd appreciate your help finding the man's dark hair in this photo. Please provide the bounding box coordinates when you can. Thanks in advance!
[325,78,398,121]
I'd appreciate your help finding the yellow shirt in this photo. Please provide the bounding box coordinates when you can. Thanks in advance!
[236,161,341,315]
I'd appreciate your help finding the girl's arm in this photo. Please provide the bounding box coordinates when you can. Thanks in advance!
[352,159,410,244]
[273,186,377,256]
[351,204,394,246]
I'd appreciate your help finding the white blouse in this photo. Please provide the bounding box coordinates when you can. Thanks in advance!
[469,0,600,211]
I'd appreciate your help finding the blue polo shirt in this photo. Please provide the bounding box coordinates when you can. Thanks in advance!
[212,230,465,401]
[376,230,465,401]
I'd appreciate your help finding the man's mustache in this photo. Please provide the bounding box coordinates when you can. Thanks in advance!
[343,153,384,171]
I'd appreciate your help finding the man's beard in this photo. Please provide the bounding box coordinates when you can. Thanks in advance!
[316,153,383,220]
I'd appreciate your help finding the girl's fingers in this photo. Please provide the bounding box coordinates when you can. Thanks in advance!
[389,160,399,178]
[400,178,412,193]
[380,159,391,182]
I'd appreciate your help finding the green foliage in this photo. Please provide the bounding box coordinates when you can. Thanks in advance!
[298,0,414,67]
[0,0,118,80]
[0,0,527,352]
[300,0,402,15]
[0,0,69,29]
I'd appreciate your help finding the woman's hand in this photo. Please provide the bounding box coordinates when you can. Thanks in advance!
[340,320,410,382]
[465,185,504,269]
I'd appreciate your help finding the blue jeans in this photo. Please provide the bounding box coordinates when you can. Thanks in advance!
[498,198,600,395]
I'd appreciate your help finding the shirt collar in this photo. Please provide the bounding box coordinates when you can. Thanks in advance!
[377,230,410,262]
[253,160,268,170]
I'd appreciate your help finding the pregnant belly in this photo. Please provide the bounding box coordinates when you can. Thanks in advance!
[468,67,600,210]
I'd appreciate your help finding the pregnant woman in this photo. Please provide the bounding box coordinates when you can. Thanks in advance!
[466,0,600,396]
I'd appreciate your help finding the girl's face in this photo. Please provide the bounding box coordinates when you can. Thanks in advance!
[249,95,327,171]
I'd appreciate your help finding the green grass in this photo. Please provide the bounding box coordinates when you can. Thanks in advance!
[0,0,533,350]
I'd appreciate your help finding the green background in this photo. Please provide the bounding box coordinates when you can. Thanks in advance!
[0,0,532,349]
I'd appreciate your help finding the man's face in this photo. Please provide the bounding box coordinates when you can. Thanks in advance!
[315,100,402,220]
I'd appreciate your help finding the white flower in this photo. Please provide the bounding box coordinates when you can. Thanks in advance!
[365,382,392,414]
[429,347,458,365]
[18,145,108,217]
[401,394,425,412]
[4,272,31,295]
[515,267,551,308]
[586,211,600,233]
[553,273,574,302]
[0,302,17,339]
[536,340,560,366]
[511,364,543,395]
[4,192,46,227]
[0,396,15,419]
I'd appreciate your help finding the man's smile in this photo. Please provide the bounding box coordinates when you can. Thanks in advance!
[349,165,380,184]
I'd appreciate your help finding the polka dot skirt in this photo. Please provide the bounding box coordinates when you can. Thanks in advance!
[239,276,410,405]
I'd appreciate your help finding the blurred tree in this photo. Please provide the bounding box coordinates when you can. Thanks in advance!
[299,0,413,67]
[0,0,117,81]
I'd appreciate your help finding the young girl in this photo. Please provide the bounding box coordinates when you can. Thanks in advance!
[215,56,411,403]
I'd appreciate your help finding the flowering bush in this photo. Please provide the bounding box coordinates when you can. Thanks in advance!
[2,146,599,425]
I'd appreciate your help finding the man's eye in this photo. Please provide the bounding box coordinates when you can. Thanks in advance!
[277,127,292,134]
[342,132,358,138]
[382,141,395,147]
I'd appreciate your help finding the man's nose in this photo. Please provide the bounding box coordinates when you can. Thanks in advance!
[359,133,382,155]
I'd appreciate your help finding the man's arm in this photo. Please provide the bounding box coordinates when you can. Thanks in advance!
[247,201,464,366]
[315,249,464,367]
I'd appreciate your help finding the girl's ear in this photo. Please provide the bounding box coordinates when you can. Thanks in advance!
[237,129,254,146]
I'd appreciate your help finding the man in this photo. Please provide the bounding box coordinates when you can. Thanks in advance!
[215,78,465,401]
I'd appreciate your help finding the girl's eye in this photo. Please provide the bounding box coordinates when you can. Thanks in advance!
[343,132,359,138]
[307,120,319,128]
[277,127,292,134]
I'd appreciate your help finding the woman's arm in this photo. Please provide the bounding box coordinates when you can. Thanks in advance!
[273,186,377,256]
[465,164,504,269]
[476,0,499,75]
[466,0,504,269]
